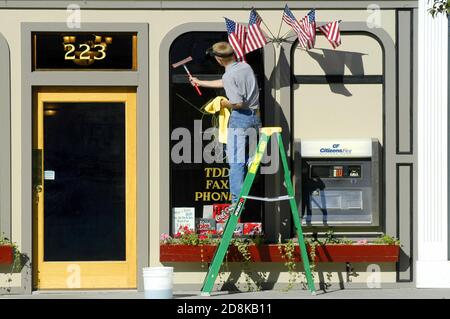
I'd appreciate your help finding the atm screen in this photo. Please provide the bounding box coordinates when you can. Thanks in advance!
[310,190,363,210]
[310,165,362,179]
[301,159,372,225]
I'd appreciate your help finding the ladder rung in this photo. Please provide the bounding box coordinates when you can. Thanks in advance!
[242,195,293,202]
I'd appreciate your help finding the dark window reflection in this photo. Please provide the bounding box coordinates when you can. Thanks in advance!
[43,102,125,261]
[169,32,265,234]
[33,32,135,70]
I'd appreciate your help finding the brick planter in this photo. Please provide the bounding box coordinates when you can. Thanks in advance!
[0,245,14,265]
[160,244,400,263]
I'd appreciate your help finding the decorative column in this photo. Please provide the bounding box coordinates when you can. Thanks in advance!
[417,0,450,287]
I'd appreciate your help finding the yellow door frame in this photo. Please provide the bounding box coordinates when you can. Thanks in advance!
[33,87,137,289]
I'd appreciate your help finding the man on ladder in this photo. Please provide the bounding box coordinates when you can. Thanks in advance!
[190,41,261,209]
[191,42,315,296]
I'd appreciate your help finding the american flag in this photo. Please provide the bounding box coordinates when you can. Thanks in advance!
[244,8,267,54]
[282,5,313,50]
[224,17,247,61]
[299,10,316,50]
[318,20,342,49]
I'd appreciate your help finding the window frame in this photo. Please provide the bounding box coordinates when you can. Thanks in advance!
[0,33,11,239]
[159,23,276,240]
[282,25,396,237]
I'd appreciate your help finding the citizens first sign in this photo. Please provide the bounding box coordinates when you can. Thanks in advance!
[300,139,373,158]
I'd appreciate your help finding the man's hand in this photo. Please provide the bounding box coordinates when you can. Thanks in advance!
[220,99,243,109]
[220,99,230,109]
[189,76,224,89]
[189,76,202,87]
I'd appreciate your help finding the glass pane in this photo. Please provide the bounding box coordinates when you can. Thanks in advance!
[43,102,125,261]
[301,160,372,225]
[169,32,265,236]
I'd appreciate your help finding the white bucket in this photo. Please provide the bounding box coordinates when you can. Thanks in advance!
[142,267,174,299]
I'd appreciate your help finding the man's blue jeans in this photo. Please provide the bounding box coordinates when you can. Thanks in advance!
[226,109,262,204]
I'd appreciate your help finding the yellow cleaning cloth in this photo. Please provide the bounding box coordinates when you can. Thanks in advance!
[204,96,230,144]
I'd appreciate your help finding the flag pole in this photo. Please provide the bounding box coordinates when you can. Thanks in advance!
[261,19,277,40]
[251,7,277,40]
[275,11,284,42]
[279,28,293,40]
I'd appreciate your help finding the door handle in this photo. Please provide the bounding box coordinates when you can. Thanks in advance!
[35,185,43,193]
[34,184,43,205]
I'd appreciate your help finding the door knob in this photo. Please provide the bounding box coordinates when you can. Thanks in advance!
[35,185,43,193]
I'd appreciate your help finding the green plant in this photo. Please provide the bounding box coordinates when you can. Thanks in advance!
[231,238,257,292]
[249,234,265,246]
[323,230,340,244]
[160,227,220,246]
[374,234,401,246]
[307,239,319,274]
[0,234,14,246]
[160,230,264,292]
[320,230,355,245]
[428,0,450,17]
[277,238,299,291]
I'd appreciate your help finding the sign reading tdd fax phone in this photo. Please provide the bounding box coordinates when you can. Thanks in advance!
[301,139,373,158]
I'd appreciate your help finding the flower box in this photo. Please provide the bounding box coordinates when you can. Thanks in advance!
[0,245,14,265]
[159,244,400,263]
[311,244,400,262]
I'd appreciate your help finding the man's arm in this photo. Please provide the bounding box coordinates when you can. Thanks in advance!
[220,99,243,110]
[190,77,243,108]
[190,77,223,88]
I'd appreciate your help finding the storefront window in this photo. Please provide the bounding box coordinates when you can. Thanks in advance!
[169,32,265,236]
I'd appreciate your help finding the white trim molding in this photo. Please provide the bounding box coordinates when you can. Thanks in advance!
[417,261,450,287]
[417,0,450,287]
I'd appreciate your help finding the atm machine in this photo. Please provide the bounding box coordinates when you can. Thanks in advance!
[294,139,381,227]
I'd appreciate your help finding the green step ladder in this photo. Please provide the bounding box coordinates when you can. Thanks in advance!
[200,127,316,296]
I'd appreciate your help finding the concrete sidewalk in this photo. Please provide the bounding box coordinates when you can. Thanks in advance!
[2,287,450,299]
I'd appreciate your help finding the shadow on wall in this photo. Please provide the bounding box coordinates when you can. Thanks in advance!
[164,262,350,293]
[263,46,292,242]
[0,251,29,274]
[263,44,370,151]
[263,44,369,241]
[295,47,368,97]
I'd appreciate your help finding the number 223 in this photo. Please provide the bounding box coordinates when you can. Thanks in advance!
[64,44,106,60]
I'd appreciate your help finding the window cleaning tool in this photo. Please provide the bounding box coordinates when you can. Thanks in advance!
[200,127,316,296]
[172,56,202,96]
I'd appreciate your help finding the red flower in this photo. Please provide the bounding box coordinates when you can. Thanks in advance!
[199,235,207,240]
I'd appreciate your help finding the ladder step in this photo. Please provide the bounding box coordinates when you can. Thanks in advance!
[241,195,293,202]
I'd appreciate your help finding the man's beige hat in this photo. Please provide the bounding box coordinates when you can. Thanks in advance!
[206,41,235,57]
